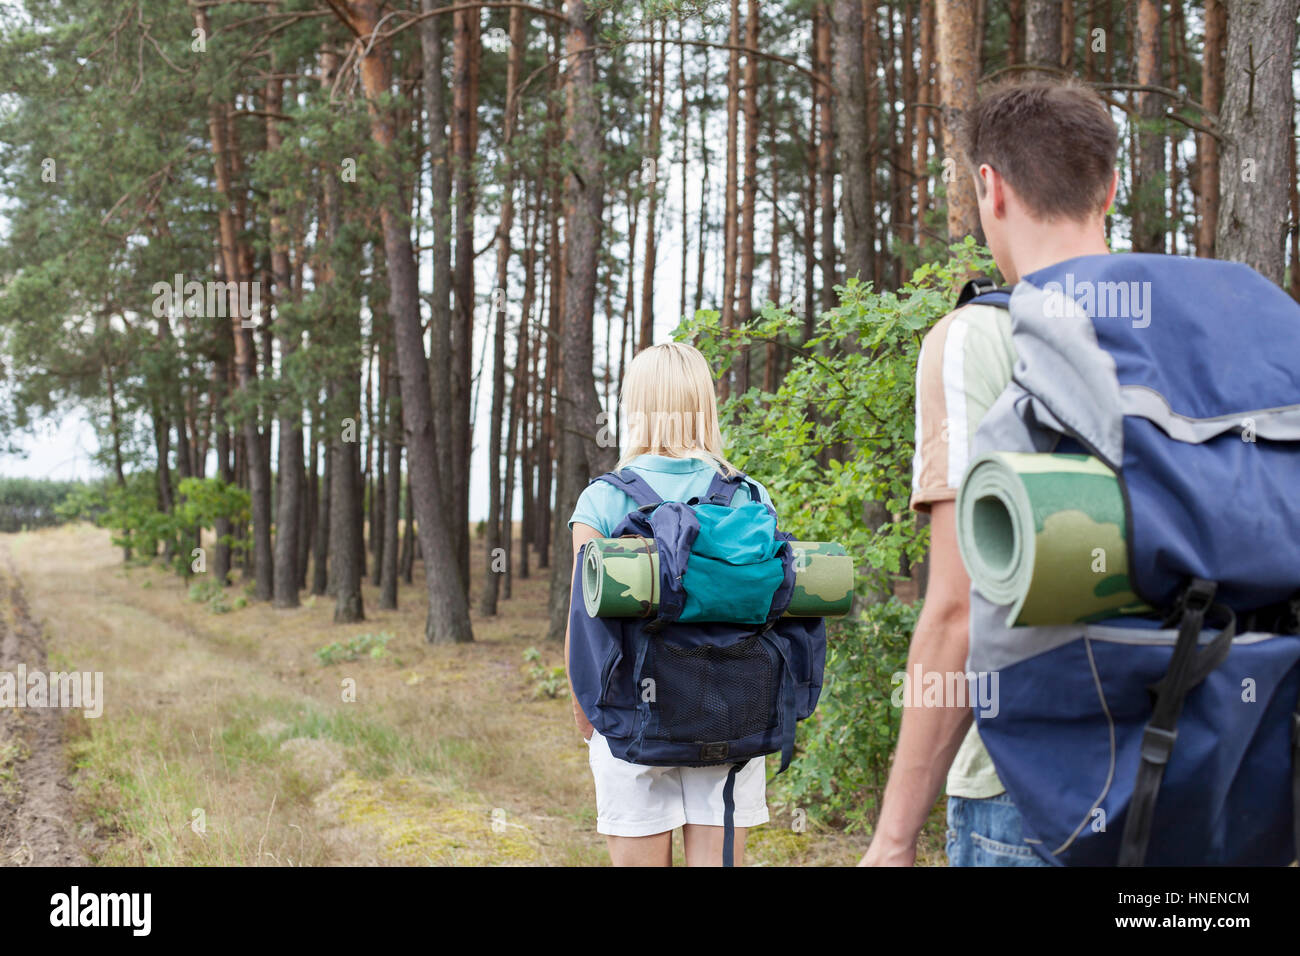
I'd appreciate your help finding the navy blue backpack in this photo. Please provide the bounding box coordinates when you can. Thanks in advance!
[568,468,827,864]
[959,254,1300,866]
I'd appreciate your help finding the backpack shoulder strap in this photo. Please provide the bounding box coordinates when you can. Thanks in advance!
[957,276,1012,310]
[699,469,766,510]
[591,470,663,510]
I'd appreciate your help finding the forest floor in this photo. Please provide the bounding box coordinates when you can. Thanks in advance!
[0,523,945,867]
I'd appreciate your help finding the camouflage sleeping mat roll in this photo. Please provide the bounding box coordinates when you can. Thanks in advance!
[581,538,854,619]
[956,451,1151,627]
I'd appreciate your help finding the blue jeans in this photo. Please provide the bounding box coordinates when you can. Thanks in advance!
[946,793,1052,867]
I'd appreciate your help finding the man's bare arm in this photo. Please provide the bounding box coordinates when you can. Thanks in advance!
[860,500,974,865]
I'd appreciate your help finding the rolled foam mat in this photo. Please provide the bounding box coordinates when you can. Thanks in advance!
[582,538,854,619]
[956,451,1151,626]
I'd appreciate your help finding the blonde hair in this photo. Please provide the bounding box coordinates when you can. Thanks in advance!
[615,342,739,476]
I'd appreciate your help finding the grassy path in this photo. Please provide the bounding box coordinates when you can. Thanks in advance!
[0,525,873,866]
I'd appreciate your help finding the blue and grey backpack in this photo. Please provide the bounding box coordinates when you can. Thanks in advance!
[568,468,827,865]
[959,253,1300,866]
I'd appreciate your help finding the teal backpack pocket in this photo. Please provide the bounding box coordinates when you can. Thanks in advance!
[679,502,785,624]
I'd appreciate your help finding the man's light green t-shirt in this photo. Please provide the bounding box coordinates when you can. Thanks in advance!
[909,302,1018,799]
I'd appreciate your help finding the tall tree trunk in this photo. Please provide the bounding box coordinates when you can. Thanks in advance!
[899,1,917,268]
[313,46,363,622]
[834,0,873,282]
[195,10,274,600]
[379,392,401,610]
[936,0,981,240]
[719,0,742,400]
[765,61,781,394]
[312,409,331,596]
[816,5,837,308]
[916,0,935,240]
[1167,0,1185,253]
[502,191,536,599]
[1008,0,1023,65]
[1060,0,1075,70]
[212,357,233,585]
[339,0,474,642]
[421,0,456,535]
[450,2,482,595]
[536,30,563,574]
[1290,104,1300,302]
[370,351,382,578]
[735,0,761,395]
[1026,0,1063,68]
[1216,0,1298,285]
[1083,0,1098,79]
[298,419,312,591]
[679,16,690,323]
[330,416,364,622]
[482,3,527,616]
[803,34,817,338]
[267,71,301,609]
[639,26,665,351]
[1197,0,1227,256]
[548,0,613,641]
[1131,0,1166,252]
[400,477,415,584]
[695,45,710,318]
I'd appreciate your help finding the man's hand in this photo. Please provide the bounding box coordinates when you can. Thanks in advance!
[859,835,917,867]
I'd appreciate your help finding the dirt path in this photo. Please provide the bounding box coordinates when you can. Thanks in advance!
[0,552,85,866]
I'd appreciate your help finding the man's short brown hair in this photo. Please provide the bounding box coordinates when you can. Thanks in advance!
[960,79,1118,221]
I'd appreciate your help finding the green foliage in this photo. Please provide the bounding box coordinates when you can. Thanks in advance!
[57,474,250,578]
[167,476,251,575]
[0,477,84,532]
[188,577,232,615]
[681,241,997,826]
[775,598,919,829]
[316,633,393,667]
[523,647,566,699]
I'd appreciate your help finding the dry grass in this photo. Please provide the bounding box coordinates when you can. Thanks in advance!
[2,522,941,866]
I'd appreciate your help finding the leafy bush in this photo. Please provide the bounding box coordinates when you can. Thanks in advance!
[775,598,918,829]
[681,241,996,827]
[523,647,566,699]
[59,473,250,577]
[188,577,234,614]
[316,633,393,666]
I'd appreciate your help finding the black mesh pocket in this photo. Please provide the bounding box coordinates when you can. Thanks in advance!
[646,635,779,742]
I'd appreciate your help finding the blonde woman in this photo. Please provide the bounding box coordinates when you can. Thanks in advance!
[565,342,777,866]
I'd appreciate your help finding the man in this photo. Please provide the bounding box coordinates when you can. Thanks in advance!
[861,79,1121,866]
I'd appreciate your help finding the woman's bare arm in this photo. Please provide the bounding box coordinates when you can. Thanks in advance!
[566,522,602,740]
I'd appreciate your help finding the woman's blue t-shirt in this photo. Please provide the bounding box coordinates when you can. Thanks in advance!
[567,454,775,537]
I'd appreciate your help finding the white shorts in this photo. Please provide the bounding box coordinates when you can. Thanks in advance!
[585,730,770,837]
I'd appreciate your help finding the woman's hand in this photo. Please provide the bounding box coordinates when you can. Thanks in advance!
[573,695,595,741]
[567,522,603,744]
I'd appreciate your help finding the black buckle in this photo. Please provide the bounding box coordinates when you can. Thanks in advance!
[956,277,996,306]
[1183,579,1216,613]
[1140,725,1178,765]
[700,742,729,761]
[1163,578,1217,626]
